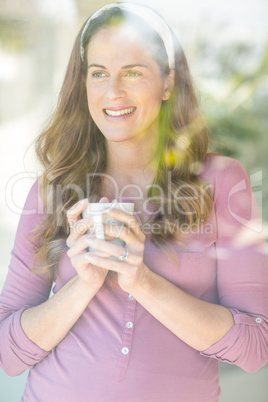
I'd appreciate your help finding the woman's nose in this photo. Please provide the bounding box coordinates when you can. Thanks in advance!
[106,76,126,100]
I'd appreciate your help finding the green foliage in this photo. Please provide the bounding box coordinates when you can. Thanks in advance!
[196,38,268,158]
[193,34,268,224]
[0,18,29,52]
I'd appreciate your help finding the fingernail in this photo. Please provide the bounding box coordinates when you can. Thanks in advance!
[85,237,94,244]
[79,198,88,205]
[85,254,94,262]
[99,196,109,202]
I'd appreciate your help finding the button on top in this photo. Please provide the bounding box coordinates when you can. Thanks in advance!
[255,317,262,324]
[128,294,135,301]
[126,321,133,329]
[121,347,129,355]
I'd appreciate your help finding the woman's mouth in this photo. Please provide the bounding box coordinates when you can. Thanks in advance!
[104,107,136,117]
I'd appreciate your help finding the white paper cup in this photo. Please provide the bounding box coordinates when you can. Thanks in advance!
[82,202,134,257]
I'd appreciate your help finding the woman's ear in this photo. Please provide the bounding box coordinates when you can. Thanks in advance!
[162,69,175,101]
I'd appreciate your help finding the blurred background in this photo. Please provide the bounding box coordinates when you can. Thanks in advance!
[0,0,267,400]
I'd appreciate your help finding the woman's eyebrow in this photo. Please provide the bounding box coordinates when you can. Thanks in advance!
[87,63,149,69]
[121,64,149,69]
[88,63,106,69]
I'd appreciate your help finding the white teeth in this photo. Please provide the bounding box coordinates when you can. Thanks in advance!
[105,107,135,116]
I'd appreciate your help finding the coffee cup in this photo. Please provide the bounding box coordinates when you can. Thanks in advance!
[82,202,134,257]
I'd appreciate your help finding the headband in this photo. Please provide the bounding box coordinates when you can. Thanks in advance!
[80,2,175,69]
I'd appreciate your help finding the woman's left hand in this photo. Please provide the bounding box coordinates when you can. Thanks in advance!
[85,207,149,293]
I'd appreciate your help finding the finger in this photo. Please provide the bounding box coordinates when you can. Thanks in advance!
[87,230,115,242]
[69,252,97,271]
[99,197,118,204]
[67,217,94,246]
[68,248,113,273]
[67,234,113,258]
[67,234,91,258]
[103,222,143,248]
[87,249,112,258]
[66,216,94,248]
[71,217,94,236]
[85,238,142,267]
[66,198,88,227]
[85,238,127,260]
[67,244,112,261]
[99,196,110,203]
[103,208,142,238]
[85,253,128,273]
[67,217,116,248]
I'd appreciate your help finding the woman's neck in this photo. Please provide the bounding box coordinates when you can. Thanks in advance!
[104,135,157,190]
[102,166,155,199]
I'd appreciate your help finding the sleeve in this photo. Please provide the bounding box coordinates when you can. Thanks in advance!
[0,180,52,376]
[200,159,268,372]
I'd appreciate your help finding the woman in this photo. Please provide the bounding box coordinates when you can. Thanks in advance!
[0,3,267,401]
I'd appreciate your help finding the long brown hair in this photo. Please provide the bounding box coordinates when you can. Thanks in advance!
[32,6,213,282]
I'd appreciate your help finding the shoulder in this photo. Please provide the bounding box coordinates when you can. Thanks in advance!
[198,154,249,192]
[199,154,245,182]
[17,177,45,228]
[198,154,252,207]
[23,177,44,211]
[12,177,45,249]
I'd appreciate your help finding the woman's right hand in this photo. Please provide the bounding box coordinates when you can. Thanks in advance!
[66,197,110,289]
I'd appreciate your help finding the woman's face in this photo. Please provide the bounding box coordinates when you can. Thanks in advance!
[85,25,172,143]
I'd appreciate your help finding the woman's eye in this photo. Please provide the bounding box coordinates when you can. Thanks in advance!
[91,71,107,79]
[125,71,141,78]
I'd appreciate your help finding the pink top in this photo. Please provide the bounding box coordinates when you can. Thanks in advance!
[0,155,268,402]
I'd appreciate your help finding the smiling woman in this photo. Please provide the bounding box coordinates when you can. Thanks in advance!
[86,25,173,143]
[0,2,267,402]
